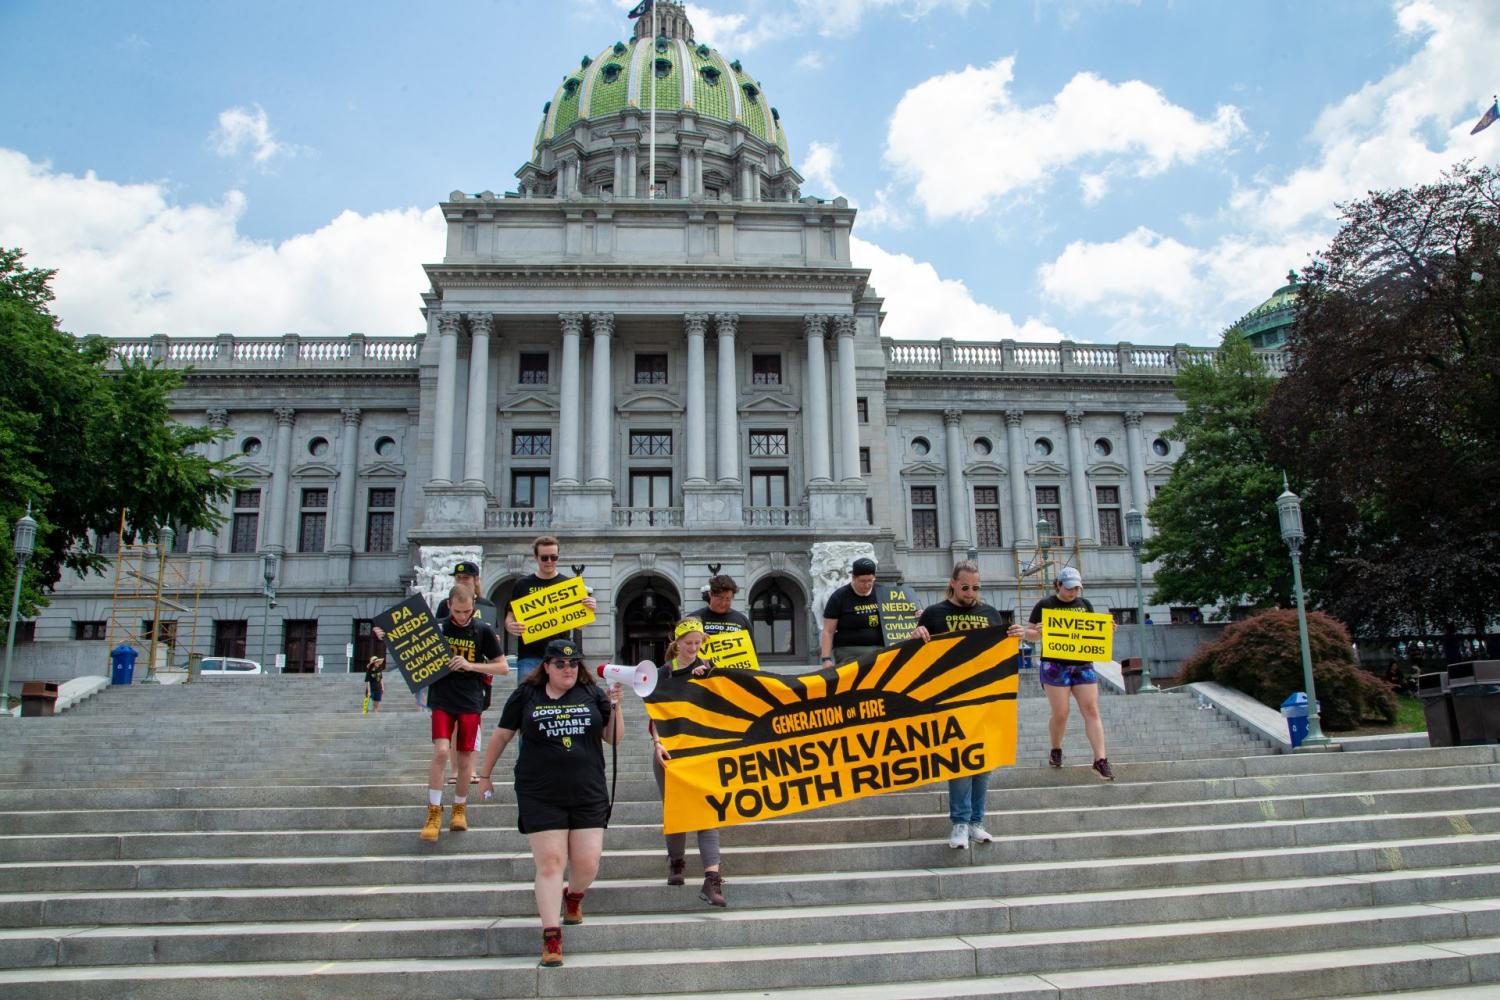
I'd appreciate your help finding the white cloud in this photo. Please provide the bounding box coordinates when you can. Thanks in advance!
[0,149,442,339]
[796,51,825,70]
[853,236,1063,342]
[796,0,979,36]
[799,141,844,197]
[209,104,288,168]
[1040,227,1200,312]
[884,56,1245,221]
[1079,172,1109,204]
[684,4,780,51]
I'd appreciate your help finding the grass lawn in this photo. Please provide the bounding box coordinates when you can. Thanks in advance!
[1329,695,1427,736]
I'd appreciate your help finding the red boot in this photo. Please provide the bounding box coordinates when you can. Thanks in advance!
[540,926,563,967]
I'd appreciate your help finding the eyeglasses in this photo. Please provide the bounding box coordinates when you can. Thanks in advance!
[547,660,581,669]
[958,585,981,592]
[537,554,559,562]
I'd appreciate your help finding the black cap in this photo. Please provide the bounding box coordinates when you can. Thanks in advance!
[452,560,480,577]
[543,638,581,660]
[851,557,878,576]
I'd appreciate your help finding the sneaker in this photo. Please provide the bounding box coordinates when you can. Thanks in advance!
[968,823,995,844]
[448,803,468,833]
[948,822,969,849]
[1048,748,1063,768]
[1092,757,1115,781]
[667,856,686,886]
[540,926,563,967]
[562,888,585,925]
[419,804,443,842]
[699,871,727,907]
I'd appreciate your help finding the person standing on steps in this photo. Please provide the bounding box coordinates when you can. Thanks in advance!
[648,617,727,907]
[362,655,385,713]
[505,535,598,680]
[477,638,624,968]
[820,557,883,667]
[912,560,1007,848]
[1009,567,1114,781]
[419,587,509,842]
[688,574,751,637]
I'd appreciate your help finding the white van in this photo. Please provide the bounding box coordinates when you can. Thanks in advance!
[197,657,263,676]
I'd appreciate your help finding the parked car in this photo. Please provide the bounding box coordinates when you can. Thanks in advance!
[197,657,263,676]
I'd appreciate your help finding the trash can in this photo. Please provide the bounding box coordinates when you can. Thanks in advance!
[110,644,139,686]
[1120,656,1143,695]
[20,681,59,717]
[1019,641,1034,671]
[1447,660,1500,745]
[1418,671,1459,748]
[1281,692,1316,748]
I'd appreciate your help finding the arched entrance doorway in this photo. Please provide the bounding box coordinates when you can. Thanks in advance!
[488,578,521,656]
[614,574,681,666]
[748,574,808,666]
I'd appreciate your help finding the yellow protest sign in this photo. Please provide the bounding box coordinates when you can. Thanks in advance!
[701,629,760,671]
[510,576,595,643]
[645,627,1019,835]
[1040,608,1113,661]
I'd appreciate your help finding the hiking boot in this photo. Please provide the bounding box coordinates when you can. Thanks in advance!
[562,888,586,925]
[667,856,686,886]
[419,805,443,842]
[448,803,468,832]
[1092,757,1116,781]
[948,822,969,849]
[699,871,727,907]
[1048,748,1063,768]
[540,926,563,967]
[968,822,995,844]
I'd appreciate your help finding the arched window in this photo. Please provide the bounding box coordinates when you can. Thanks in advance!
[751,579,796,655]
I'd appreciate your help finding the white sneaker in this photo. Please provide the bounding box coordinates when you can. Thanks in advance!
[968,823,995,844]
[948,822,969,849]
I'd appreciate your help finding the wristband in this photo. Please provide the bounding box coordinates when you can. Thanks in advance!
[821,656,834,663]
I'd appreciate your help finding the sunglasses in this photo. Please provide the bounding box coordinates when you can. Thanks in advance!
[957,585,981,592]
[547,660,581,668]
[537,554,559,562]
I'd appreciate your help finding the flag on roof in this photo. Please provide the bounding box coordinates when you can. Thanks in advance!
[1471,99,1499,136]
[628,0,653,18]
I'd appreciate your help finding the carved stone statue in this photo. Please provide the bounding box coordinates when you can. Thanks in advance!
[809,540,878,636]
[413,544,484,611]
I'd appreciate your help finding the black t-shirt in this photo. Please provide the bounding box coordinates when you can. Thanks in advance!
[918,599,1005,637]
[688,605,752,635]
[823,583,882,648]
[499,682,611,803]
[1029,594,1097,664]
[509,572,583,660]
[425,618,502,715]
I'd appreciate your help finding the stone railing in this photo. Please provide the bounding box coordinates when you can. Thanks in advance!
[883,338,1288,377]
[745,506,810,527]
[105,333,422,370]
[484,508,553,529]
[611,507,685,528]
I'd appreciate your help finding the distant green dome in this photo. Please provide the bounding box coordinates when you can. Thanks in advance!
[1228,271,1300,350]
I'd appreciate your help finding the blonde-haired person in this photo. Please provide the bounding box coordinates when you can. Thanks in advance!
[648,617,727,907]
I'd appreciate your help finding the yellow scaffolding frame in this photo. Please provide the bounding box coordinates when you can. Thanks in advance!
[106,509,204,679]
[1012,533,1083,622]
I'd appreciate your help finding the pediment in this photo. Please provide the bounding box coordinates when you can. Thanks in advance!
[232,461,271,478]
[293,462,339,478]
[900,460,946,477]
[616,391,684,415]
[1028,461,1068,477]
[1086,461,1130,477]
[497,392,560,416]
[1146,462,1174,477]
[965,461,1009,477]
[737,392,800,415]
[359,461,407,478]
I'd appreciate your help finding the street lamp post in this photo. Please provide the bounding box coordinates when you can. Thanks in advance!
[1125,509,1159,693]
[2,505,38,717]
[1276,478,1330,746]
[260,552,279,674]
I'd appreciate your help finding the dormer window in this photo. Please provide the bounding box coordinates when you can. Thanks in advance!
[730,59,743,72]
[700,65,721,86]
[742,82,759,100]
[655,34,669,52]
[654,58,672,78]
[696,43,710,57]
[580,55,592,69]
[563,78,580,99]
[613,41,627,55]
[602,63,622,84]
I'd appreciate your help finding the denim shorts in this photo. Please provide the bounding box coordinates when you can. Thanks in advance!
[1039,661,1099,687]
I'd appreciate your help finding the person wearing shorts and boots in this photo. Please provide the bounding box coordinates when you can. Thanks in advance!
[1010,567,1114,780]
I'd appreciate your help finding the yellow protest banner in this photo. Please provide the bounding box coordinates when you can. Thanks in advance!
[1040,607,1113,661]
[510,576,596,643]
[701,629,760,671]
[645,627,1019,835]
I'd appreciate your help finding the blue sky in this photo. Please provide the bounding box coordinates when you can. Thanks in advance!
[1,0,1495,346]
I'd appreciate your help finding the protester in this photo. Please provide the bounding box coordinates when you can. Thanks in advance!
[362,655,385,714]
[649,617,727,906]
[913,561,1006,847]
[477,637,623,968]
[1009,567,1114,780]
[688,575,751,636]
[419,587,509,841]
[505,536,598,677]
[436,560,499,715]
[820,557,883,666]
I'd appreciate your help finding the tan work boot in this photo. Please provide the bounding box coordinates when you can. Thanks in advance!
[449,803,468,832]
[419,804,443,841]
[562,887,586,925]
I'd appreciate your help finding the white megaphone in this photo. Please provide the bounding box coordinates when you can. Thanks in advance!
[597,660,658,697]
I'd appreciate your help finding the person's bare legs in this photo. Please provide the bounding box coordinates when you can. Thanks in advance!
[1044,683,1071,749]
[428,739,451,793]
[453,749,475,801]
[565,828,605,892]
[1072,683,1107,760]
[529,830,570,925]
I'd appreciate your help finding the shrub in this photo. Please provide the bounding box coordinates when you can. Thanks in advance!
[1181,609,1396,730]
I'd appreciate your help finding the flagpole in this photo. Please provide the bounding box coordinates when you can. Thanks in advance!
[648,1,657,200]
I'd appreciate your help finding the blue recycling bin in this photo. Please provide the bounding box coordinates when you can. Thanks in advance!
[1281,691,1315,747]
[110,644,139,686]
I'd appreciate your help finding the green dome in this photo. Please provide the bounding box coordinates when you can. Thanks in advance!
[1228,270,1300,350]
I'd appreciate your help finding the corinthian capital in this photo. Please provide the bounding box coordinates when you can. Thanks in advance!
[341,407,363,426]
[833,315,857,339]
[589,312,615,337]
[559,313,585,337]
[437,313,462,337]
[943,408,963,428]
[274,407,296,427]
[466,313,495,338]
[683,313,710,338]
[206,408,229,429]
[714,313,739,338]
[1064,408,1084,428]
[1004,408,1025,428]
[803,314,829,339]
[1123,410,1143,428]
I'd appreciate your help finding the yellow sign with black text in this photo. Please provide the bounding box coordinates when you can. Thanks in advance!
[645,627,1019,835]
[511,576,596,643]
[1040,608,1114,661]
[701,629,760,671]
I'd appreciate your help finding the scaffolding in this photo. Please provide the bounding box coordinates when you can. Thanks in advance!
[106,509,204,678]
[1011,533,1083,621]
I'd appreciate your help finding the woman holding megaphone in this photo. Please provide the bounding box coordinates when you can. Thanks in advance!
[649,617,728,907]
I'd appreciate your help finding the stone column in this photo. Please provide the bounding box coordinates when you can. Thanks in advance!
[430,313,460,485]
[265,407,296,554]
[944,408,970,551]
[331,408,362,553]
[715,313,740,483]
[463,313,493,487]
[834,316,861,485]
[587,313,614,486]
[803,314,832,484]
[1124,411,1149,527]
[684,313,709,484]
[1065,408,1094,544]
[557,313,584,485]
[1005,409,1032,547]
[193,409,230,554]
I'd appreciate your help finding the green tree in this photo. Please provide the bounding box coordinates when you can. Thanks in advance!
[0,248,240,622]
[1141,331,1310,615]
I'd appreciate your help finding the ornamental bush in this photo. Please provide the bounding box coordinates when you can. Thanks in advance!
[1181,609,1395,730]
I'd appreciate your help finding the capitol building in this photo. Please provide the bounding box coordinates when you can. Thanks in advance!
[33,2,1290,674]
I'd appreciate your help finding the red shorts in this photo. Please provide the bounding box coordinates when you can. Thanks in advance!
[430,709,481,752]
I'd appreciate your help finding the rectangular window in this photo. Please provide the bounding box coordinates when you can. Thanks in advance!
[96,531,120,555]
[1035,485,1062,542]
[511,430,552,456]
[859,447,871,475]
[750,470,789,508]
[865,497,875,525]
[1112,608,1139,625]
[857,397,869,423]
[1096,485,1123,546]
[1170,606,1200,625]
[283,619,318,673]
[911,485,940,549]
[751,353,782,385]
[231,488,261,553]
[627,471,673,525]
[298,488,329,553]
[749,430,789,457]
[629,431,672,457]
[213,620,248,658]
[974,485,1002,547]
[141,619,178,647]
[518,352,549,385]
[512,471,551,510]
[365,488,396,552]
[74,621,108,641]
[634,352,669,385]
[171,524,190,553]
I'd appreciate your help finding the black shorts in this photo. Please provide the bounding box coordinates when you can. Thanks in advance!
[516,792,611,834]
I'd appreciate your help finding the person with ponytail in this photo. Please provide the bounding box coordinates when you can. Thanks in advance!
[648,617,727,907]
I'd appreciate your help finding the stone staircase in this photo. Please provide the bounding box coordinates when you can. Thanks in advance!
[0,673,1495,999]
